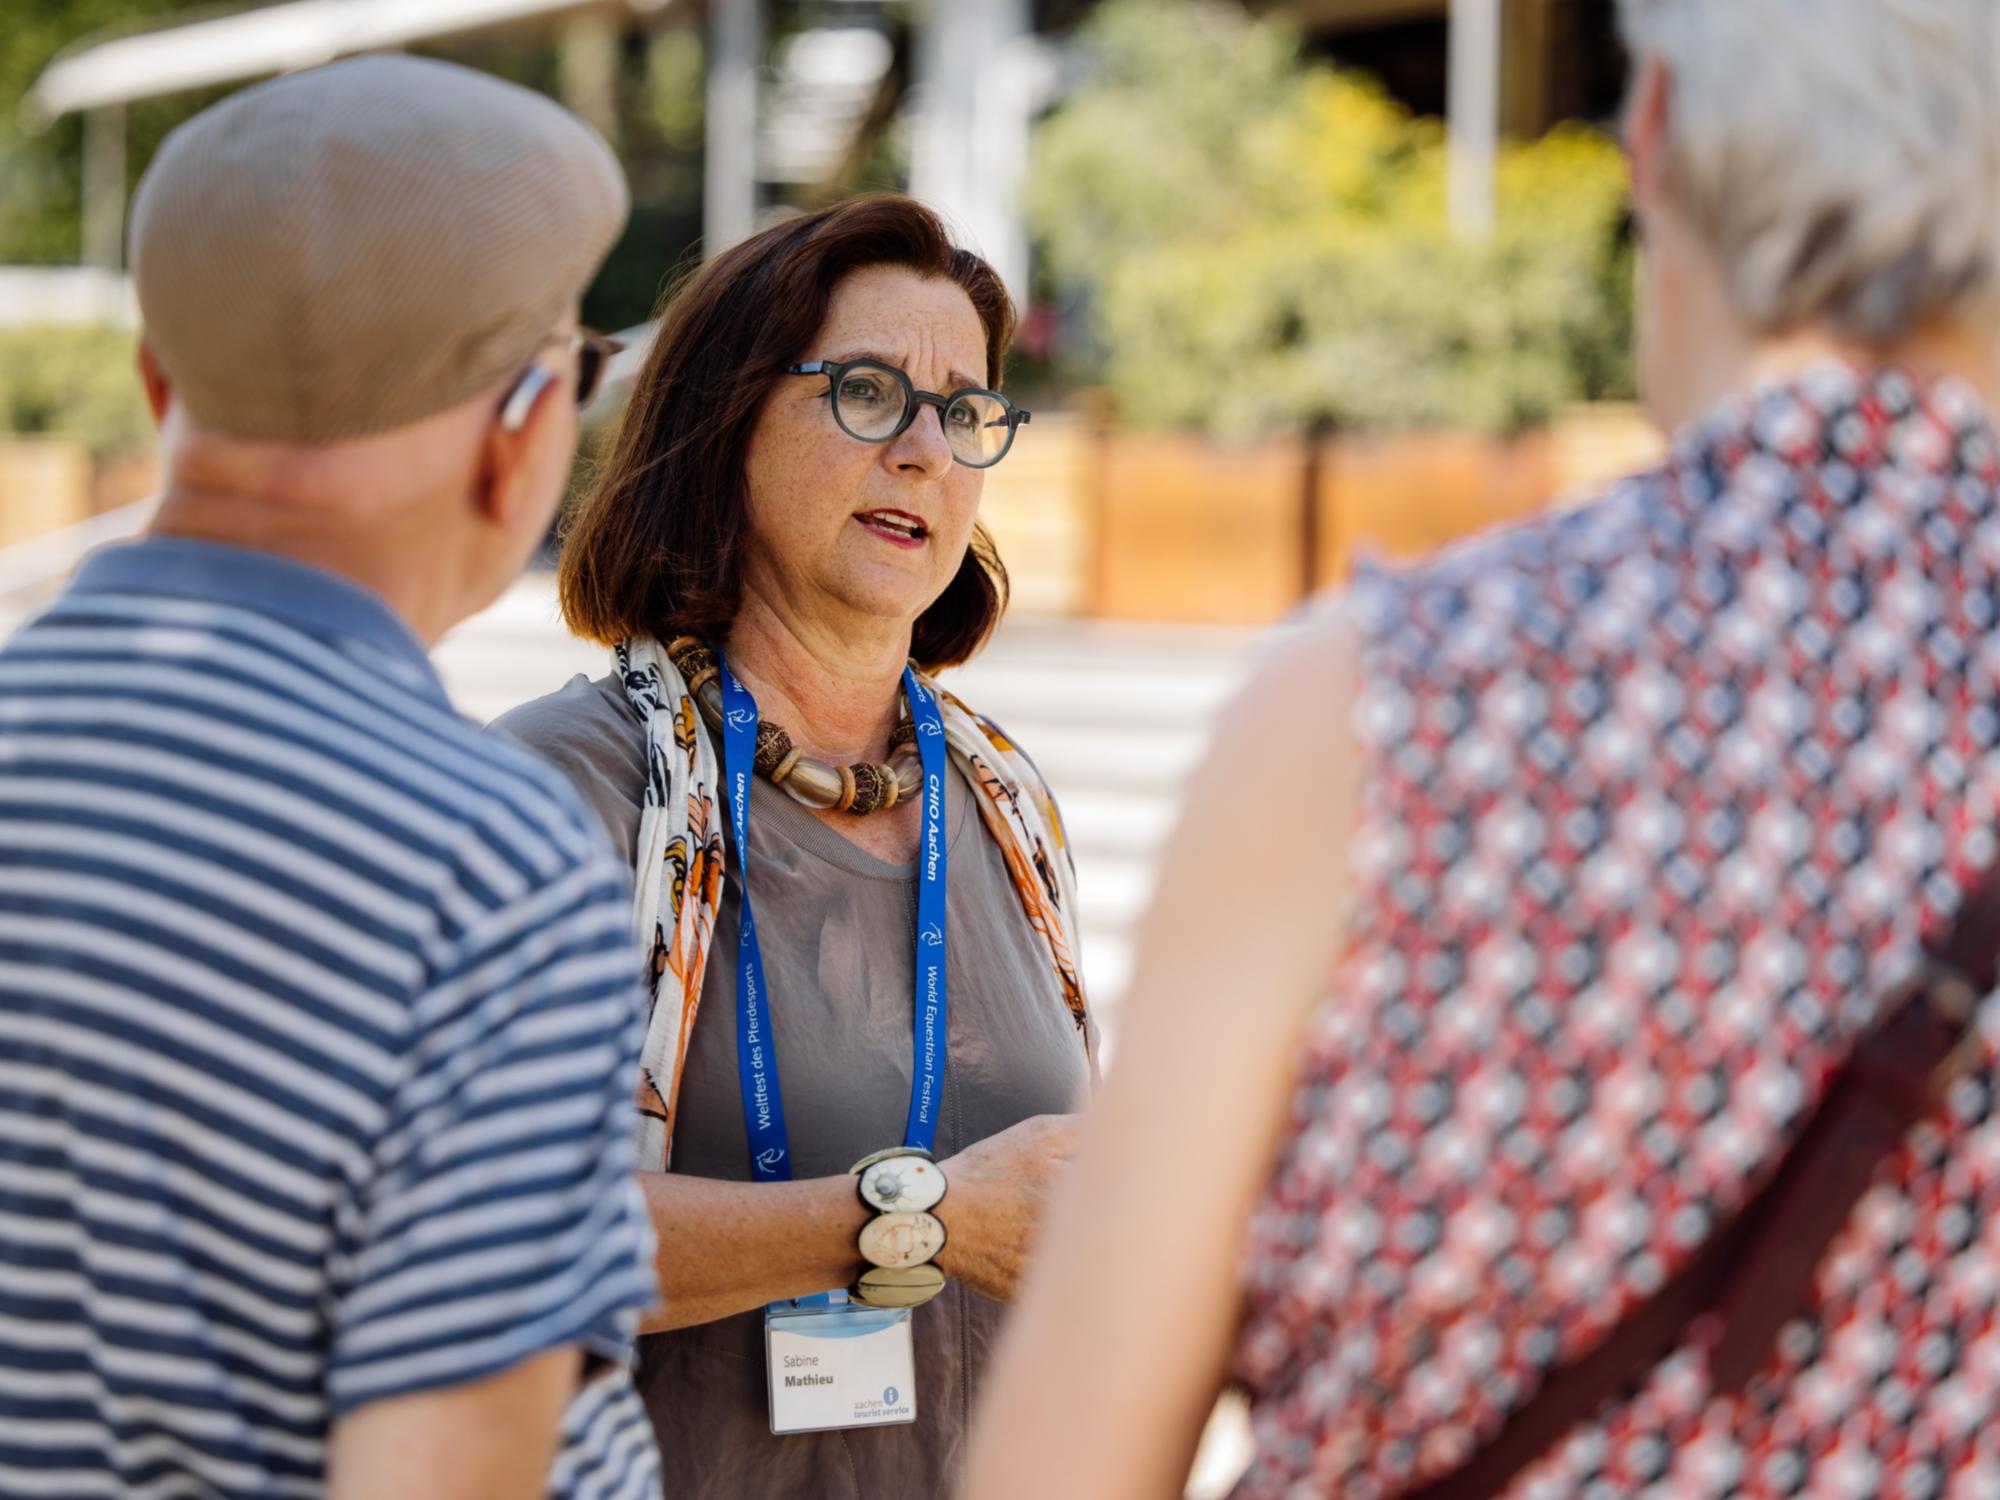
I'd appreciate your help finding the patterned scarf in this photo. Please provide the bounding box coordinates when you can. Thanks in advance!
[614,634,1094,1172]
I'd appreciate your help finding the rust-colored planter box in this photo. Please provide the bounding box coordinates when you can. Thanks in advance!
[91,450,158,515]
[1546,403,1666,502]
[1315,406,1666,585]
[965,406,1668,622]
[0,438,93,549]
[978,411,1094,617]
[1315,428,1556,585]
[1093,432,1311,623]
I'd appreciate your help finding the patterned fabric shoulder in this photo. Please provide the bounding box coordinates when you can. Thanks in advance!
[1230,364,2000,1499]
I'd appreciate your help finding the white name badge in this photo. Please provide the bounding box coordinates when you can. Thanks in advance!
[765,1298,918,1435]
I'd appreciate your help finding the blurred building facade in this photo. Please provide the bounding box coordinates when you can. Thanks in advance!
[1260,0,1626,132]
[4,0,1648,621]
[16,0,1629,298]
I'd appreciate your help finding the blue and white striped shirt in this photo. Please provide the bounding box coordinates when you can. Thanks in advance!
[0,538,661,1498]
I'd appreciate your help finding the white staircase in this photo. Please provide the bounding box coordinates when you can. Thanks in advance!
[942,616,1259,1035]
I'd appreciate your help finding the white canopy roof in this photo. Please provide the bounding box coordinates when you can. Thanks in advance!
[28,0,670,120]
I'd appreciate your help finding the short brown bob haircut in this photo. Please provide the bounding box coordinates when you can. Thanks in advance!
[559,195,1015,671]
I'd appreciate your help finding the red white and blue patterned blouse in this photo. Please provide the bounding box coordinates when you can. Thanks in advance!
[1233,364,2000,1499]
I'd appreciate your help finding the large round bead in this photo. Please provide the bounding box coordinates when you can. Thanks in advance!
[854,1264,946,1309]
[780,758,844,809]
[856,1155,946,1214]
[753,721,794,776]
[847,761,892,816]
[858,1210,947,1270]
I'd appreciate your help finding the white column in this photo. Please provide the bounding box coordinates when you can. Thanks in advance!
[705,0,762,257]
[1447,0,1501,240]
[558,14,622,149]
[908,0,1039,303]
[82,102,126,270]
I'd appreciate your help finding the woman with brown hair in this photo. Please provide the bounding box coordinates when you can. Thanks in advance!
[491,195,1092,1498]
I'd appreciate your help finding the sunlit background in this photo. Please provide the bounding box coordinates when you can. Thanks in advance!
[0,6,1660,1486]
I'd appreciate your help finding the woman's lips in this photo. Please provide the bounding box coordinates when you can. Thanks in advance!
[855,510,929,548]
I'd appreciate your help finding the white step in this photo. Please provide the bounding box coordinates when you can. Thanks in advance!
[1075,852,1156,936]
[952,614,1267,673]
[1048,786,1180,861]
[943,658,1249,730]
[982,720,1209,797]
[1081,935,1133,1051]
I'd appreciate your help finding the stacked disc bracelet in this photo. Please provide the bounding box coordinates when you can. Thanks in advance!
[847,1147,949,1309]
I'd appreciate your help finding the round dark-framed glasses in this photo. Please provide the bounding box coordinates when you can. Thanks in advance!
[787,358,1031,469]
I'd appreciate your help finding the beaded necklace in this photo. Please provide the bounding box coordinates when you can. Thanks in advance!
[666,636,922,817]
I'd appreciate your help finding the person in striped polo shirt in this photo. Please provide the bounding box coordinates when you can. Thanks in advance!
[0,57,661,1499]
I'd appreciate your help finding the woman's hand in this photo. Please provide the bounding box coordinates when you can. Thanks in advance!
[633,1114,1079,1331]
[936,1113,1080,1301]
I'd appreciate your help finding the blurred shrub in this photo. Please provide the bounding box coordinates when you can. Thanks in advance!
[1029,0,1634,438]
[0,326,150,459]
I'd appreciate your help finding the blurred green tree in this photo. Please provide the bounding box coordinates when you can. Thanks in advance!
[0,1,216,266]
[0,325,149,459]
[1029,0,1634,438]
[0,3,703,330]
[0,4,710,462]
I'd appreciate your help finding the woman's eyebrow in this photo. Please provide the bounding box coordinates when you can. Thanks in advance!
[825,350,985,391]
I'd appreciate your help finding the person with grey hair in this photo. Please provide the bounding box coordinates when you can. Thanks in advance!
[966,2,2000,1496]
[0,56,660,1500]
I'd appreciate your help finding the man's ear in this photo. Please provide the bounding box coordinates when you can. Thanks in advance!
[1625,54,1673,222]
[136,339,173,426]
[477,364,564,526]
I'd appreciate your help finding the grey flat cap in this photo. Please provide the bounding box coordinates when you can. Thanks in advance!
[130,53,629,443]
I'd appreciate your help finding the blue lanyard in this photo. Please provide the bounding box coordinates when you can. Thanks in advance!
[717,653,950,1184]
